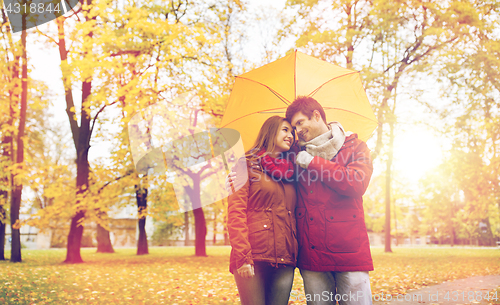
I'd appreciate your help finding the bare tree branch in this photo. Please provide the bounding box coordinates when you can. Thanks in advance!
[89,101,119,140]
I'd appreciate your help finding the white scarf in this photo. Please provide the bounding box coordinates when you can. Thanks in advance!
[298,122,351,161]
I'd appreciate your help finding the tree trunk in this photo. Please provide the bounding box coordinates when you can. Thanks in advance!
[384,120,394,253]
[193,208,207,256]
[0,212,4,260]
[65,211,85,263]
[135,179,148,255]
[450,220,455,247]
[96,224,114,253]
[0,137,10,261]
[184,211,189,246]
[10,13,28,263]
[213,210,217,245]
[57,16,82,262]
[64,78,92,264]
[0,206,5,260]
[484,218,495,246]
[96,209,114,253]
[10,186,22,262]
[56,2,95,264]
[137,217,148,255]
[450,201,454,247]
[1,14,16,261]
[393,199,397,247]
[188,175,206,256]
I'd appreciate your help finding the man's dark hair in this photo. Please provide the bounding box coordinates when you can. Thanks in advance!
[286,96,327,124]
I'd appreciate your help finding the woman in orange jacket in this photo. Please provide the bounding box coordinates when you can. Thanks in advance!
[227,115,298,305]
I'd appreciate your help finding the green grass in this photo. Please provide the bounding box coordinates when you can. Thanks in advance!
[0,246,499,304]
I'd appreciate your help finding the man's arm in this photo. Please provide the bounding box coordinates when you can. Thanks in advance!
[227,159,254,271]
[307,140,373,197]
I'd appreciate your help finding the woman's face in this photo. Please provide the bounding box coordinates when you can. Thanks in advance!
[274,121,294,153]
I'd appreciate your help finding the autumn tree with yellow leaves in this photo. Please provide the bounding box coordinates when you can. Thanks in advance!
[26,0,250,261]
[0,1,31,262]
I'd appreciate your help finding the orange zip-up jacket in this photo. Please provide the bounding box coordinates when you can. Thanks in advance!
[227,157,298,274]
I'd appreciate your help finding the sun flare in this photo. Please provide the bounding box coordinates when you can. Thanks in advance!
[393,127,443,185]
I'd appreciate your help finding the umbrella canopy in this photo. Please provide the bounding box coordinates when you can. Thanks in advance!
[220,50,378,150]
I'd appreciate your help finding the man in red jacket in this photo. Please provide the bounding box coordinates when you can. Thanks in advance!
[286,96,374,305]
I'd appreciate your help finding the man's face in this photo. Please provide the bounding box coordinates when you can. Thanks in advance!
[290,111,325,142]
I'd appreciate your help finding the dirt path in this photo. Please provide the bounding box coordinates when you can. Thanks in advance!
[373,275,500,305]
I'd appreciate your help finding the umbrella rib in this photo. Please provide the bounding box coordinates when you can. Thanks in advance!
[220,107,288,128]
[308,71,360,97]
[236,76,291,106]
[323,107,379,124]
[294,50,297,100]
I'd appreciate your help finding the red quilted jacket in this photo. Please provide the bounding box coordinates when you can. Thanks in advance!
[294,133,374,272]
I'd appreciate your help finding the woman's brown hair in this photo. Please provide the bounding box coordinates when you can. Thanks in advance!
[245,116,294,161]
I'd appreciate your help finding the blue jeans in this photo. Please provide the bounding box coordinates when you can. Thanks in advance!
[300,269,372,305]
[234,262,295,305]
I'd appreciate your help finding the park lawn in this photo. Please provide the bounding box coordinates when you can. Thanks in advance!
[0,246,499,304]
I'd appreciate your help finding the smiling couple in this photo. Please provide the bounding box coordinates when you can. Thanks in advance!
[227,96,374,305]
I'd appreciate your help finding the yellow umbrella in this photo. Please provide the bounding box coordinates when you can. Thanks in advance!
[220,50,378,150]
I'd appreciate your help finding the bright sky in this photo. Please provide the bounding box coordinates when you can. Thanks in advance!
[393,127,443,185]
[389,72,448,186]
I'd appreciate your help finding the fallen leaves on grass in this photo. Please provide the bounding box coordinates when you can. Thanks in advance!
[0,248,239,304]
[0,247,499,304]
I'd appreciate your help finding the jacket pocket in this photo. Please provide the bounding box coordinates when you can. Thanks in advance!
[248,218,271,254]
[324,209,361,253]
